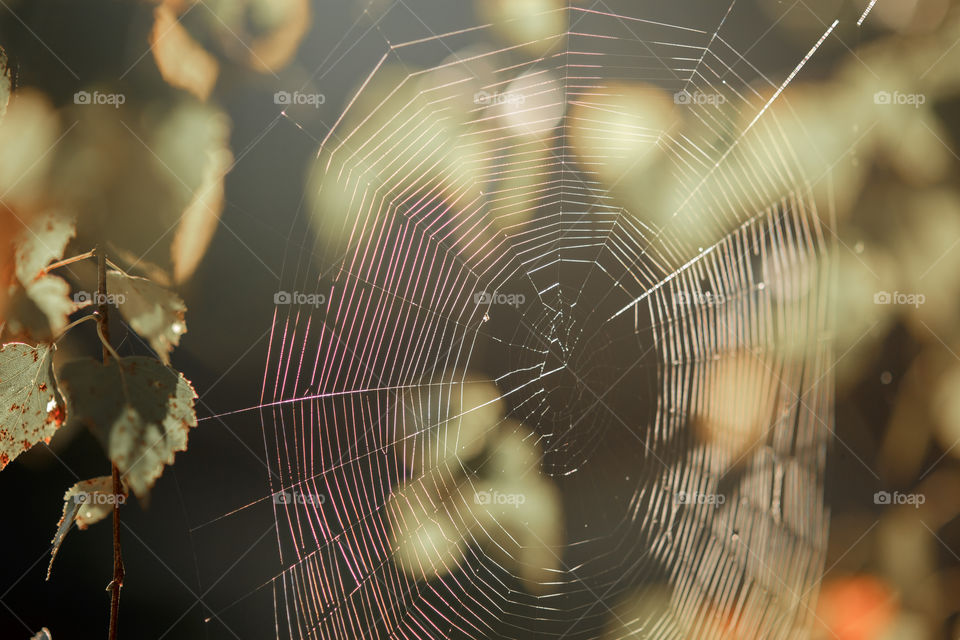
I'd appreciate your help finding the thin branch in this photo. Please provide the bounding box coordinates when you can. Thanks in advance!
[41,249,96,275]
[98,247,124,640]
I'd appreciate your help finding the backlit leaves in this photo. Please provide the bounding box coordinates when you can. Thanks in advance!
[0,342,64,469]
[59,356,198,499]
[13,212,76,285]
[107,270,187,364]
[4,213,77,341]
[47,476,125,579]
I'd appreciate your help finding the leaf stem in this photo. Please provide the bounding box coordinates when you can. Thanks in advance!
[98,247,124,640]
[53,314,97,345]
[96,320,121,364]
[41,249,96,275]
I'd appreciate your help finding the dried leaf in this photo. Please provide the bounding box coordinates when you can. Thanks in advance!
[46,498,79,580]
[107,270,187,364]
[0,342,64,469]
[47,476,125,579]
[59,356,198,499]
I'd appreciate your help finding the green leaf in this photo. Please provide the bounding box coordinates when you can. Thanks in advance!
[107,270,187,364]
[58,356,197,499]
[46,476,124,580]
[0,342,65,469]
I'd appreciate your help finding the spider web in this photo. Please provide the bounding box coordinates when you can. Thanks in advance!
[197,2,839,639]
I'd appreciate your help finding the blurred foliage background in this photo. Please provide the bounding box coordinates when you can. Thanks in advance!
[1,0,959,638]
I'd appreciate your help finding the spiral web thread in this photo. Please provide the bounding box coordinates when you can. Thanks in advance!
[260,3,835,639]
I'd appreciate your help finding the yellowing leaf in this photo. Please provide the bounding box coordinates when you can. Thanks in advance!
[107,270,187,364]
[47,476,126,579]
[0,342,65,469]
[59,356,198,499]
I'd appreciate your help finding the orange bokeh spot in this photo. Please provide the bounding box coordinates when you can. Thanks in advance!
[815,575,897,640]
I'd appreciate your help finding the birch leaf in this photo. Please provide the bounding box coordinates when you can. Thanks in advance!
[4,274,76,342]
[107,270,187,364]
[4,212,77,341]
[14,212,76,285]
[59,356,198,499]
[46,476,124,579]
[0,342,65,469]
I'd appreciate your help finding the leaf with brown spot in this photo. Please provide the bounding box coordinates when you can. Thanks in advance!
[0,342,65,470]
[59,356,198,499]
[107,270,187,364]
[47,476,125,579]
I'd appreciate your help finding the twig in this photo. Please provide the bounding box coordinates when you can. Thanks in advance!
[41,249,96,275]
[98,247,124,640]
